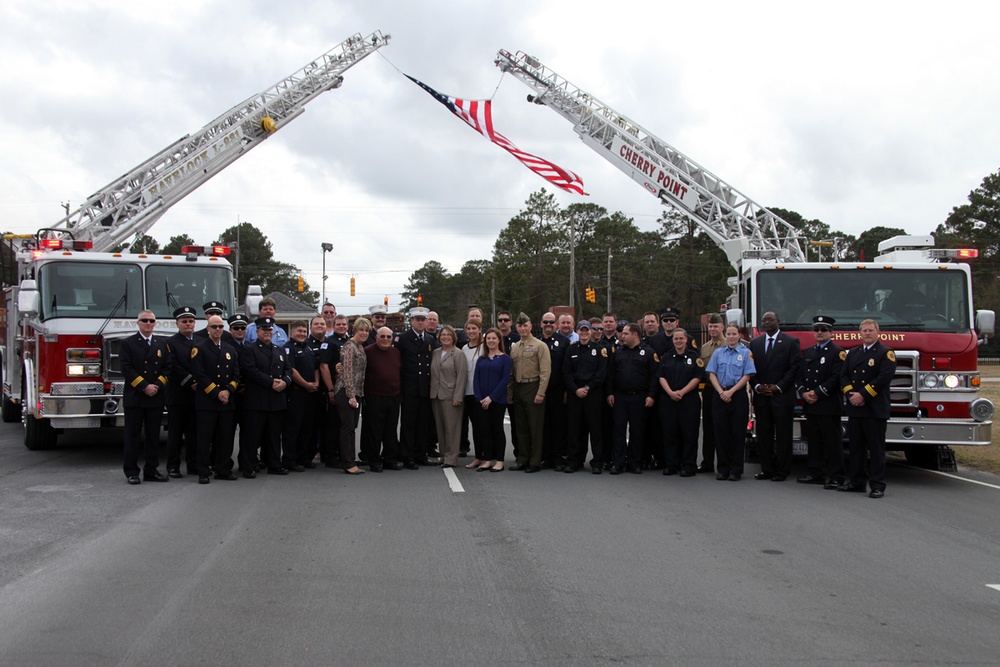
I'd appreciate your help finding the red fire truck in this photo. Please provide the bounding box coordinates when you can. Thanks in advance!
[1,31,390,449]
[495,50,995,468]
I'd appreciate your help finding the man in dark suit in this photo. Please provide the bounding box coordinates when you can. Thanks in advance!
[239,317,292,477]
[165,306,200,478]
[394,307,434,468]
[120,310,172,485]
[191,314,240,484]
[839,319,896,498]
[539,312,570,469]
[748,311,801,481]
[796,315,846,488]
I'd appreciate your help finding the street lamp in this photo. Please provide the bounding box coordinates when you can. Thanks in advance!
[321,242,333,306]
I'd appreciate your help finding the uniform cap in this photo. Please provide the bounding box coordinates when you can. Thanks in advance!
[228,314,249,326]
[254,317,275,330]
[812,315,836,328]
[515,312,531,325]
[202,301,225,315]
[173,306,197,320]
[369,305,389,316]
[408,307,429,319]
[576,320,591,330]
[660,307,680,320]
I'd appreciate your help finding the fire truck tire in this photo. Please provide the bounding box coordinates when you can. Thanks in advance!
[24,414,57,450]
[1,395,20,423]
[904,446,938,470]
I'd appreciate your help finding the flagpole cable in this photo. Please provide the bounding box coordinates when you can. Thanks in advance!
[376,49,507,101]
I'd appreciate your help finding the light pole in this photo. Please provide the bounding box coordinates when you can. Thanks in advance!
[321,242,333,306]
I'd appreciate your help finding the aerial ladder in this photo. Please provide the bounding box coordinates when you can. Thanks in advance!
[46,31,390,252]
[494,50,805,270]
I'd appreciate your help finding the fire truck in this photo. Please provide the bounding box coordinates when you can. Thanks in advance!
[495,50,996,469]
[1,31,390,450]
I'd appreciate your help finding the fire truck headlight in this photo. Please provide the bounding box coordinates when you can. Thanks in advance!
[921,374,940,389]
[67,364,102,377]
[970,398,994,423]
[943,374,961,389]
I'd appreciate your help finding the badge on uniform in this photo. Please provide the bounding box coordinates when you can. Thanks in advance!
[285,347,290,354]
[738,355,743,361]
[591,349,597,356]
[868,358,875,367]
[820,357,825,364]
[157,349,161,357]
[191,348,198,358]
[686,357,692,365]
[839,350,847,361]
[553,341,559,347]
[601,348,608,358]
[225,353,231,360]
[639,349,645,356]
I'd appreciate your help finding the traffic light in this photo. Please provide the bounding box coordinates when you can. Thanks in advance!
[297,276,304,292]
[585,286,596,303]
[384,295,389,307]
[350,276,356,297]
[417,294,423,306]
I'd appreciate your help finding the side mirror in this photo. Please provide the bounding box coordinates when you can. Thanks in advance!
[245,284,263,317]
[17,279,39,317]
[976,309,995,343]
[725,308,745,330]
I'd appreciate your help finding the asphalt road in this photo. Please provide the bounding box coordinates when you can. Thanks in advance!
[1,423,999,666]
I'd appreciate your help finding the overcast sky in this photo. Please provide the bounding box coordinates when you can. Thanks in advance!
[2,1,999,315]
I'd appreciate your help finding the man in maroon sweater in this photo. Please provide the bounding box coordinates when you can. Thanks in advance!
[363,326,403,471]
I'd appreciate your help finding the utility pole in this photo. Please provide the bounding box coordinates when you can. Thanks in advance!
[568,217,576,308]
[607,250,612,312]
[321,242,333,306]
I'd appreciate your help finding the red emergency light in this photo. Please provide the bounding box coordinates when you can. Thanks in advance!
[39,239,93,251]
[181,245,232,257]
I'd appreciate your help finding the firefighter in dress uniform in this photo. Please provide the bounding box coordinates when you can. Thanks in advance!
[191,314,240,484]
[795,315,846,489]
[239,317,292,476]
[120,309,172,485]
[165,306,200,478]
[283,320,320,472]
[562,320,608,473]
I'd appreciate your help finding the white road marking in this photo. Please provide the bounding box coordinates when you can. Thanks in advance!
[987,585,1000,593]
[904,467,1000,491]
[443,467,464,493]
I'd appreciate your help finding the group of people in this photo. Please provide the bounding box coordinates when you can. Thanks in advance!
[120,298,896,498]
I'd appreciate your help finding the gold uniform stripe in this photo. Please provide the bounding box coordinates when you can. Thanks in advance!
[228,381,238,390]
[842,384,853,394]
[865,384,877,397]
[130,376,143,388]
[204,382,217,394]
[158,375,168,385]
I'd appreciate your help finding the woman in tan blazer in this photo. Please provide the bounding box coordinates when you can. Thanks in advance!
[430,325,468,468]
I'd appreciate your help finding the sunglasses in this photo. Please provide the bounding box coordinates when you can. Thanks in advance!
[814,327,832,333]
[661,317,677,322]
[593,327,603,331]
[209,324,225,329]
[138,318,156,323]
[497,318,511,322]
[377,334,392,339]
[231,325,246,331]
[541,320,556,325]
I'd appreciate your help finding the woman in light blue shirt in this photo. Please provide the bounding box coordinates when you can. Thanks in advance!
[706,324,756,481]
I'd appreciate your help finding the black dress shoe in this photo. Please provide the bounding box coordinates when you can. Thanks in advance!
[679,469,696,478]
[255,462,267,472]
[267,467,289,475]
[609,466,624,475]
[242,470,256,479]
[215,471,238,481]
[126,475,141,485]
[797,475,825,484]
[563,466,579,474]
[591,466,602,475]
[663,467,678,476]
[167,469,183,479]
[823,480,841,490]
[144,471,170,482]
[385,461,404,471]
[369,463,384,472]
[729,474,742,481]
[509,463,528,471]
[837,483,866,493]
[554,464,567,472]
[415,458,432,466]
[869,489,885,499]
[716,473,729,481]
[697,465,715,474]
[627,466,642,474]
[525,465,542,473]
[403,461,419,470]
[754,472,772,480]
[198,476,210,485]
[771,476,787,482]
[286,464,305,472]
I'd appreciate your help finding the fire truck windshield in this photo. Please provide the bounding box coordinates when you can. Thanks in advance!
[145,265,234,319]
[39,262,143,320]
[755,268,971,332]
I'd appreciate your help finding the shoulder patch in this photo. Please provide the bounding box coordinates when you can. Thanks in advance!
[601,348,608,358]
[190,347,198,358]
[887,350,896,362]
[839,350,847,361]
[653,353,660,363]
[748,352,754,361]
[696,357,705,368]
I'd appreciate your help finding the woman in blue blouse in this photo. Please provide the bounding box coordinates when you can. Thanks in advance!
[474,327,512,472]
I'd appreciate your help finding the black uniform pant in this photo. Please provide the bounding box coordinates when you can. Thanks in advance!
[283,388,315,467]
[123,406,162,477]
[334,388,361,468]
[197,410,234,476]
[566,390,603,469]
[804,412,844,481]
[612,392,647,469]
[700,385,716,469]
[600,400,615,466]
[166,400,197,473]
[660,394,700,473]
[642,395,663,467]
[362,394,400,464]
[713,389,749,476]
[846,416,887,492]
[542,390,567,464]
[240,409,284,471]
[400,393,432,463]
[754,396,794,478]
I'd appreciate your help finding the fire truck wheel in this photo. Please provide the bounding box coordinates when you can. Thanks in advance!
[24,414,57,450]
[904,446,939,470]
[1,395,20,423]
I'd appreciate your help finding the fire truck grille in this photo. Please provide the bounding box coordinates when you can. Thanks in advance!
[50,382,104,396]
[889,351,918,409]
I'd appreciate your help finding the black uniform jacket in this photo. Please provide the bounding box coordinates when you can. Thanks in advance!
[191,339,240,411]
[748,331,801,408]
[120,333,171,409]
[840,341,896,420]
[607,344,659,398]
[563,341,608,394]
[394,328,433,397]
[165,333,198,406]
[240,339,292,412]
[541,332,571,395]
[796,341,845,416]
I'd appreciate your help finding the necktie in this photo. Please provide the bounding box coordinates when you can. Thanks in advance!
[766,337,773,355]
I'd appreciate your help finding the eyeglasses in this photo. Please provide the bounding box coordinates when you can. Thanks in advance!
[138,318,156,323]
[377,334,393,339]
[497,318,511,322]
[231,326,246,331]
[209,324,225,329]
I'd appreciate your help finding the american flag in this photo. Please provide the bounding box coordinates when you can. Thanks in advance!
[407,75,587,196]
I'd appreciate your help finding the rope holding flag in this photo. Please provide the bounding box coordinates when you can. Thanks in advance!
[406,75,587,196]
